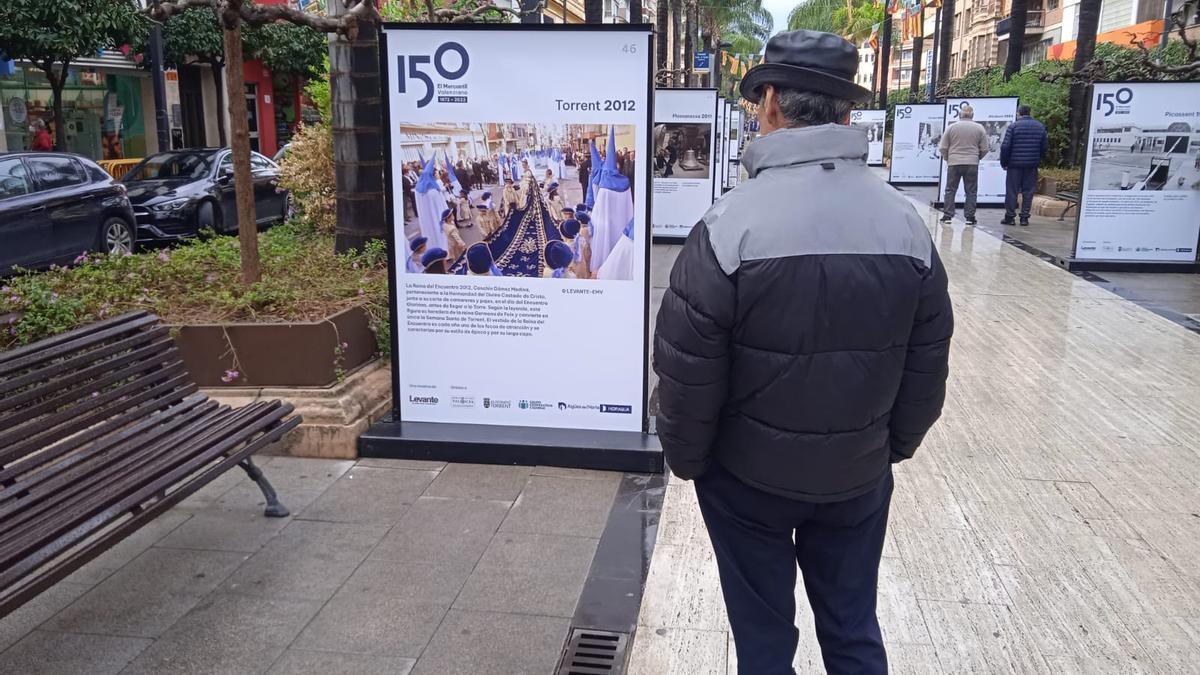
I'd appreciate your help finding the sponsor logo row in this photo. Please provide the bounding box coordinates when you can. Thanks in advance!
[408,394,630,414]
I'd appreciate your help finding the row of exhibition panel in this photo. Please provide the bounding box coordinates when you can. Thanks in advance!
[364,24,1199,476]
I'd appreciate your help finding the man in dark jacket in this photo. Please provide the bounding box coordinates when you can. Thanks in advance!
[654,30,953,675]
[1000,105,1048,226]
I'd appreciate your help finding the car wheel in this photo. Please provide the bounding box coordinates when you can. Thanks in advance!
[101,217,135,255]
[196,200,223,234]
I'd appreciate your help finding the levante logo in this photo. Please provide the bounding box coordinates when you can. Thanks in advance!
[409,395,439,405]
[397,41,470,108]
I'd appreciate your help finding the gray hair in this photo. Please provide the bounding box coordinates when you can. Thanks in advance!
[774,87,854,127]
[958,104,974,119]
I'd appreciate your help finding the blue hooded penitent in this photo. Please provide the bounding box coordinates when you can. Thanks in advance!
[413,157,449,253]
[444,152,462,194]
[585,140,602,209]
[589,126,633,275]
[511,161,520,183]
[417,149,426,166]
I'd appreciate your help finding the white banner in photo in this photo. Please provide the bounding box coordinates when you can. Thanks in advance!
[938,97,1017,205]
[383,26,651,432]
[889,103,944,183]
[714,98,726,199]
[850,109,886,166]
[652,89,717,239]
[1076,82,1200,262]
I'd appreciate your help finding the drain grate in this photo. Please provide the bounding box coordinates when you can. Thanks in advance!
[557,629,630,675]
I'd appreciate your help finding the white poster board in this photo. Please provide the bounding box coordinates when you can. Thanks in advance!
[652,88,717,239]
[938,97,1017,205]
[382,25,650,432]
[850,109,886,166]
[713,98,726,200]
[722,100,734,189]
[1076,82,1200,262]
[889,103,944,183]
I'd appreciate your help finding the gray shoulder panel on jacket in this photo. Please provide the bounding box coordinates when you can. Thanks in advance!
[702,162,932,274]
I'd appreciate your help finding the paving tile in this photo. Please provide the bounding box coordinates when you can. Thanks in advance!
[888,644,944,675]
[354,457,447,471]
[296,560,470,657]
[637,542,729,633]
[367,496,510,569]
[410,610,569,675]
[919,599,1053,674]
[156,505,294,554]
[45,548,246,638]
[220,519,389,601]
[297,466,438,525]
[876,557,932,647]
[1120,614,1200,674]
[214,457,356,514]
[423,463,532,501]
[0,630,151,675]
[66,511,193,586]
[530,465,622,480]
[0,581,92,653]
[891,526,1010,605]
[499,474,620,538]
[122,593,323,675]
[453,533,598,618]
[267,649,415,675]
[626,627,727,675]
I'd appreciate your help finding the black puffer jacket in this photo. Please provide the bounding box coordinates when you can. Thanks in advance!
[654,124,954,502]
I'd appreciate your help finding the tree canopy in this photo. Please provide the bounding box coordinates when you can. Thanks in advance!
[0,0,145,69]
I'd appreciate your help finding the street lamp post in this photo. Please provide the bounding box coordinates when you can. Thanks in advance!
[148,0,170,151]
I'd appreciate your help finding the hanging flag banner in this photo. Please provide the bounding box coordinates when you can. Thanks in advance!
[889,103,944,183]
[938,97,1017,205]
[653,88,718,241]
[850,108,887,166]
[1075,82,1200,263]
[379,24,652,434]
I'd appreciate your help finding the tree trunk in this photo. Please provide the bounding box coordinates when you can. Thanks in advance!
[1068,0,1101,165]
[937,0,955,91]
[329,5,387,253]
[44,63,67,151]
[211,59,228,146]
[670,0,682,77]
[910,16,924,98]
[629,0,643,22]
[585,0,603,23]
[520,0,541,23]
[1004,0,1027,79]
[684,0,696,86]
[656,0,668,70]
[879,15,892,108]
[220,19,262,285]
[871,45,879,103]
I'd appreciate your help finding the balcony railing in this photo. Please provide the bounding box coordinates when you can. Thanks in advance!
[997,10,1045,35]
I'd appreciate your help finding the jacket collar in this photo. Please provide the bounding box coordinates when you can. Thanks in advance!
[741,124,868,178]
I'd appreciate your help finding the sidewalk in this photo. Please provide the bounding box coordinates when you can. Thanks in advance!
[629,195,1200,674]
[0,459,624,674]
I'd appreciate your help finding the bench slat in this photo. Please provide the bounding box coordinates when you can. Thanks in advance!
[0,408,300,611]
[0,402,292,569]
[0,312,156,377]
[0,326,170,398]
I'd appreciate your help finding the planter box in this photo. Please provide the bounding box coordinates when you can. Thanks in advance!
[170,305,376,388]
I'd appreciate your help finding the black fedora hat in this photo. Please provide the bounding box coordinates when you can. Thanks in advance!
[741,30,872,105]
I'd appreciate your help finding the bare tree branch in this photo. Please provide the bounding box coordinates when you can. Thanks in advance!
[150,0,379,38]
[1132,15,1200,77]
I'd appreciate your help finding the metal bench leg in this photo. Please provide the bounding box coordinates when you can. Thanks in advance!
[238,458,290,518]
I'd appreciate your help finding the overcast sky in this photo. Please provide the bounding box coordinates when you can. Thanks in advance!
[762,0,793,42]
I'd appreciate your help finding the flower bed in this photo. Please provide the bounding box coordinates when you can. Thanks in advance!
[1,221,391,385]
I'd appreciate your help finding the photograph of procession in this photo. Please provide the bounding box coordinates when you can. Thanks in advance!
[397,122,637,281]
[978,120,1010,161]
[1087,121,1200,191]
[653,122,711,180]
[917,122,942,160]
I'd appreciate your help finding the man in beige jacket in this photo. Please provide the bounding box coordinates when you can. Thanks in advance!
[938,104,990,224]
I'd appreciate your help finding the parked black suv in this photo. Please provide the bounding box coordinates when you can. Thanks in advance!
[122,148,289,241]
[0,152,136,275]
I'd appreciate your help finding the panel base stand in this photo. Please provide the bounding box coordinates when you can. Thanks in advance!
[358,413,664,474]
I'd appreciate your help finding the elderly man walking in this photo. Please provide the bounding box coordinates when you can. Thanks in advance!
[938,103,990,225]
[654,30,954,675]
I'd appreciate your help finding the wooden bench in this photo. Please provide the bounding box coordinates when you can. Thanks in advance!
[0,311,300,618]
[1056,192,1080,221]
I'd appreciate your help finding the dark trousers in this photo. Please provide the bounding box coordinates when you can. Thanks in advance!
[942,164,979,220]
[1005,167,1038,221]
[695,464,894,675]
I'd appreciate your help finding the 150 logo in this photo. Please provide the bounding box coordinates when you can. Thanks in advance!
[1095,87,1133,117]
[397,41,470,108]
[851,110,863,121]
[947,100,970,119]
[896,105,913,119]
